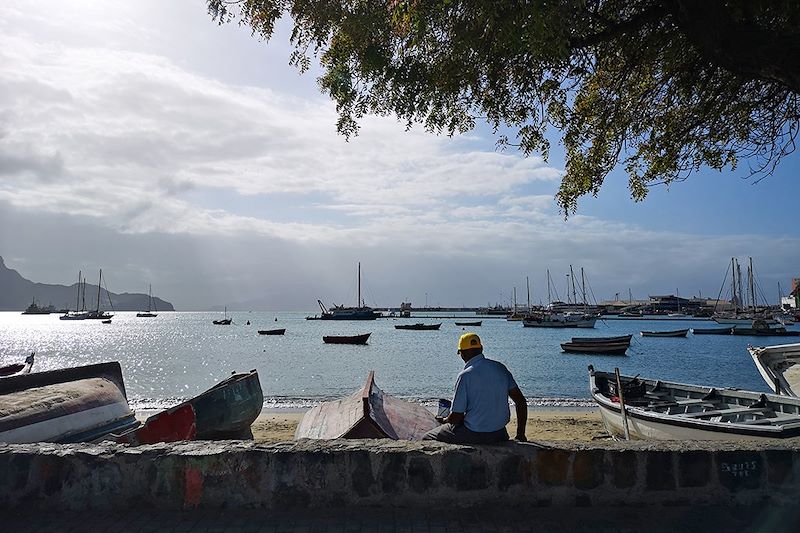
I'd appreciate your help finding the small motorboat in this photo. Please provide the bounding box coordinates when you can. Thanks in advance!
[323,333,371,345]
[748,343,800,396]
[394,323,442,331]
[0,352,35,378]
[258,328,286,335]
[454,321,482,326]
[691,327,734,335]
[640,329,689,338]
[0,361,138,443]
[295,371,438,440]
[561,342,628,355]
[101,319,112,324]
[212,318,232,325]
[589,365,800,440]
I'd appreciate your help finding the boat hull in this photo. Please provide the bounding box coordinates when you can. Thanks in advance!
[258,329,286,335]
[640,329,688,337]
[395,323,442,330]
[454,321,482,326]
[748,343,800,396]
[691,327,733,335]
[0,362,137,444]
[295,371,438,440]
[561,342,628,355]
[323,333,371,345]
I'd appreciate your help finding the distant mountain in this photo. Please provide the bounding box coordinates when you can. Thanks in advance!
[0,256,175,312]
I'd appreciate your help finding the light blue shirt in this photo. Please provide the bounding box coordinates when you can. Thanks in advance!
[451,354,518,432]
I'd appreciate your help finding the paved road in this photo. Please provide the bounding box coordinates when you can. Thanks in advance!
[7,506,800,532]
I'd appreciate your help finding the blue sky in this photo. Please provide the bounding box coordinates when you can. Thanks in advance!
[0,0,798,310]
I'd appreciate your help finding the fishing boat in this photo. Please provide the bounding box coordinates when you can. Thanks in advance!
[589,365,800,440]
[394,323,442,331]
[561,342,628,355]
[523,311,597,328]
[136,284,158,317]
[454,321,482,326]
[258,328,286,335]
[0,362,138,443]
[570,335,633,344]
[691,327,734,335]
[0,352,35,378]
[189,369,263,439]
[323,333,371,345]
[21,299,56,315]
[640,329,689,337]
[115,404,197,445]
[212,306,232,325]
[313,263,382,320]
[731,326,800,337]
[748,343,800,396]
[294,371,438,440]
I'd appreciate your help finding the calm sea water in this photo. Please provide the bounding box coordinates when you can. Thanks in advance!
[0,311,792,410]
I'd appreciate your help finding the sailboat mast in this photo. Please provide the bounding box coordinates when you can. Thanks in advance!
[96,269,103,313]
[749,257,756,309]
[581,267,587,307]
[513,287,517,312]
[546,269,552,305]
[358,262,361,308]
[570,265,577,306]
[731,257,737,314]
[526,276,531,313]
[76,270,81,312]
[148,284,152,313]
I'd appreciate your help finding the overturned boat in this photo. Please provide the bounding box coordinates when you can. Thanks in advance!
[0,362,138,443]
[748,343,800,396]
[295,371,438,440]
[589,365,800,440]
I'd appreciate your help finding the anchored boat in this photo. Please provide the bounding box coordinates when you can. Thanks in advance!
[295,371,438,440]
[454,321,482,326]
[322,333,371,345]
[748,343,800,396]
[258,328,286,335]
[394,323,442,330]
[589,366,800,440]
[640,328,689,337]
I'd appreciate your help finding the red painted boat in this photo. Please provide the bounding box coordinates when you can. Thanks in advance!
[115,403,197,445]
[323,333,371,345]
[295,371,438,440]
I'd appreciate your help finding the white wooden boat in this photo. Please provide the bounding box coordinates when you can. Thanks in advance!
[589,365,800,440]
[640,328,689,337]
[748,343,800,396]
[561,342,628,355]
[0,362,137,443]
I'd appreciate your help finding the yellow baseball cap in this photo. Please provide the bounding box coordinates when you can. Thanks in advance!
[458,332,482,351]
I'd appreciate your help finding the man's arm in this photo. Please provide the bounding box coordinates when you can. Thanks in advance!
[437,411,465,425]
[508,387,527,442]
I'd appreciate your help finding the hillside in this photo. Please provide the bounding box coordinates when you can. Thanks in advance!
[0,256,175,312]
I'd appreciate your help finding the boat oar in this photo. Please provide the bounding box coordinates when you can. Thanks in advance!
[614,367,631,441]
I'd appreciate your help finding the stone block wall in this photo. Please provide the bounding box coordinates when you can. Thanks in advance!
[0,439,798,510]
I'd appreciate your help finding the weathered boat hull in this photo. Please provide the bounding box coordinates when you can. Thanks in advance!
[0,353,34,378]
[0,362,137,443]
[691,327,734,335]
[394,323,442,330]
[115,404,197,445]
[190,370,264,439]
[323,333,371,345]
[589,367,800,440]
[295,371,438,440]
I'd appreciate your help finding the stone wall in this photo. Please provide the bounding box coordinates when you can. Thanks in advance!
[1,439,798,510]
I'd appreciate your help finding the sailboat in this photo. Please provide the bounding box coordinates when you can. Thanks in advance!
[506,287,525,321]
[712,258,776,326]
[522,266,597,328]
[136,285,158,318]
[85,269,114,320]
[60,271,90,320]
[313,262,381,320]
[212,306,232,325]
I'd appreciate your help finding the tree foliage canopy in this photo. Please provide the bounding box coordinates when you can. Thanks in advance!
[208,0,800,213]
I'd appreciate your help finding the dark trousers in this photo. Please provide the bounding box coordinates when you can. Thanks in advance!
[423,423,509,444]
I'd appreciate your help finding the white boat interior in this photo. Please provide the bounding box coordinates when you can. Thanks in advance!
[748,342,800,397]
[589,366,800,440]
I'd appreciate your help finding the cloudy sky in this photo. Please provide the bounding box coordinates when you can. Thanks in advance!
[1,0,799,310]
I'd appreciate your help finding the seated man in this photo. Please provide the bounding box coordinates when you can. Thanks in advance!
[424,332,527,444]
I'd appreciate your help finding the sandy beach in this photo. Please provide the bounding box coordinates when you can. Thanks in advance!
[250,408,606,442]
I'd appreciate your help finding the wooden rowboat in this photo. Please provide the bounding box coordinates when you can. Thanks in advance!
[691,327,734,335]
[570,335,632,344]
[589,365,800,440]
[0,361,138,443]
[258,328,286,335]
[295,371,438,440]
[561,342,628,355]
[0,352,35,378]
[454,321,482,326]
[323,333,371,345]
[640,328,689,337]
[748,343,800,396]
[394,323,442,330]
